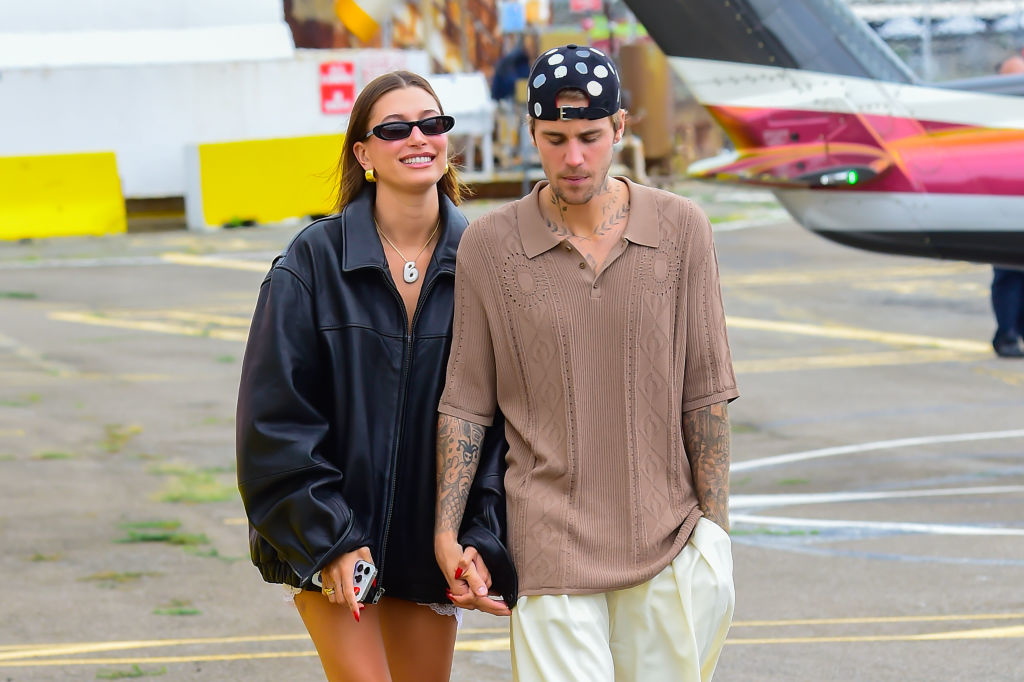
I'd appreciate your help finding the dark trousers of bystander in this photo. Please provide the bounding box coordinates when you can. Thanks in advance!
[991,267,1024,357]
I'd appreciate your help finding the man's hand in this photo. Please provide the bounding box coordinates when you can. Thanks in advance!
[437,536,511,617]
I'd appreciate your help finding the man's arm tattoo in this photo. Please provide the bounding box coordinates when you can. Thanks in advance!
[682,401,731,530]
[435,414,486,536]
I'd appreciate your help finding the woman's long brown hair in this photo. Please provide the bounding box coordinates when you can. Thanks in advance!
[334,71,467,213]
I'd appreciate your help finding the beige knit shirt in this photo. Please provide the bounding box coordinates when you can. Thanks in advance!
[439,179,739,596]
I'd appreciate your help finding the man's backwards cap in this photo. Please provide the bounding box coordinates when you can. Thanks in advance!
[527,44,621,121]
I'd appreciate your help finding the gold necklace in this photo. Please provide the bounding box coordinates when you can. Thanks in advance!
[375,217,440,284]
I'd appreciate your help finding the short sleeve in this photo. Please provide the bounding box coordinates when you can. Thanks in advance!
[438,228,498,426]
[682,212,740,412]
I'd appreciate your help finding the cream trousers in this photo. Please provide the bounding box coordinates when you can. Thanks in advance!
[510,518,735,682]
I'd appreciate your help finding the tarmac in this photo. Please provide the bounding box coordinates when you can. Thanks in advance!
[1,183,1022,681]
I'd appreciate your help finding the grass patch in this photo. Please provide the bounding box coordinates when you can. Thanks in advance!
[153,599,200,616]
[731,476,752,487]
[0,393,41,407]
[0,291,38,300]
[184,546,244,562]
[96,664,166,679]
[156,470,237,504]
[215,355,236,364]
[730,422,759,435]
[731,527,820,537]
[28,552,62,562]
[33,451,74,460]
[101,424,143,453]
[80,571,162,585]
[778,478,810,486]
[120,520,181,531]
[116,530,209,546]
[0,454,15,462]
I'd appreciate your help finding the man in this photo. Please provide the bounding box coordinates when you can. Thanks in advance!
[435,44,738,681]
[991,53,1024,358]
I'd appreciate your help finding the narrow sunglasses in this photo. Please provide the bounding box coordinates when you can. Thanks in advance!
[364,115,455,141]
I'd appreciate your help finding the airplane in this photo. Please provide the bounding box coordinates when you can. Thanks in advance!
[621,0,1024,267]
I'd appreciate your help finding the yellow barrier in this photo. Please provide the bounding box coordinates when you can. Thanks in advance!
[195,134,343,228]
[0,152,126,240]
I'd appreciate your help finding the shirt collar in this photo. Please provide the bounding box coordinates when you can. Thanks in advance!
[517,177,659,259]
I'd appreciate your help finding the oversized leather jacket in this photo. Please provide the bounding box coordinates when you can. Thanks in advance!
[236,188,515,605]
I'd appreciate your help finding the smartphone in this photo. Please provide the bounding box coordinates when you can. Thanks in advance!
[352,559,378,603]
[312,561,378,603]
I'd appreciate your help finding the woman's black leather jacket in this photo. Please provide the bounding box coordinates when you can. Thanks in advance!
[236,188,515,605]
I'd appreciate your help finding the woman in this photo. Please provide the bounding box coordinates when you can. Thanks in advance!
[236,71,513,682]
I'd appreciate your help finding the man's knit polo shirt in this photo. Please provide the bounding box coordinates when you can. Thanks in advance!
[439,178,739,596]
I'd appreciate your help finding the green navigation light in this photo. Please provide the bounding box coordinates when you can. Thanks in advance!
[847,170,859,185]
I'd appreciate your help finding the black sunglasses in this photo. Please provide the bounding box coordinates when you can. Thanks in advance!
[364,115,455,141]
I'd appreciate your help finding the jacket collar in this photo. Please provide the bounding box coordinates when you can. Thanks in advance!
[341,186,465,275]
[518,177,660,259]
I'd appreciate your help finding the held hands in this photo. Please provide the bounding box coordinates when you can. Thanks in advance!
[319,546,373,622]
[435,535,511,617]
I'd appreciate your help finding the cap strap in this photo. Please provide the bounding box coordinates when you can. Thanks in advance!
[558,105,614,121]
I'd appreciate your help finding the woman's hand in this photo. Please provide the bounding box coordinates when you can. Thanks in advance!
[319,546,374,622]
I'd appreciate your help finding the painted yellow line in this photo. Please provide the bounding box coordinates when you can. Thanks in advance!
[723,263,983,287]
[161,252,270,272]
[727,316,991,353]
[734,612,1024,627]
[455,637,511,652]
[0,651,317,667]
[48,312,247,343]
[733,349,971,374]
[162,310,252,327]
[0,640,512,667]
[0,628,509,662]
[0,635,309,662]
[728,625,1024,645]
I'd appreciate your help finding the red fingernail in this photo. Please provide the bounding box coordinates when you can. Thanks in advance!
[454,567,463,579]
[353,610,360,623]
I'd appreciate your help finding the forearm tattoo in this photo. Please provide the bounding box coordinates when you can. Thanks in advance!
[435,414,486,536]
[683,402,731,530]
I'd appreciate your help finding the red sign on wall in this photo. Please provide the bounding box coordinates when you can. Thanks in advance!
[320,61,355,115]
[570,0,603,12]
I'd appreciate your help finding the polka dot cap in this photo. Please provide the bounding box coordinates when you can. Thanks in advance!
[527,44,621,121]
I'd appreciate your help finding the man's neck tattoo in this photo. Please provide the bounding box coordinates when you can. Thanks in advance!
[545,179,627,241]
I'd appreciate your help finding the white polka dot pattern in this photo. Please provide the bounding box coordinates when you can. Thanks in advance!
[526,43,621,120]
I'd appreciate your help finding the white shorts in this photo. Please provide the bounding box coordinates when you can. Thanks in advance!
[510,517,735,682]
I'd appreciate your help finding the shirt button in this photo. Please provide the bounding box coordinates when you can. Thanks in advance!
[578,262,586,269]
[565,244,572,251]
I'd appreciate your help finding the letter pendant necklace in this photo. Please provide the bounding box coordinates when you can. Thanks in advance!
[375,217,440,284]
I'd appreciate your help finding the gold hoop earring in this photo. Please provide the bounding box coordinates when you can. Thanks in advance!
[444,163,450,174]
[365,168,376,183]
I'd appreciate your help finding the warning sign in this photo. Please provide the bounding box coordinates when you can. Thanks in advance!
[320,61,356,115]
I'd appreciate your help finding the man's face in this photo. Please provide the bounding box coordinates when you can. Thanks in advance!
[531,95,624,206]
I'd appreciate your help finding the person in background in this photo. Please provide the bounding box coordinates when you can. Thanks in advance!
[236,70,511,681]
[435,44,738,682]
[991,52,1024,358]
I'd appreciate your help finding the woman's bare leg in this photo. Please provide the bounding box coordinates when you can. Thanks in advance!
[378,597,458,682]
[294,590,391,682]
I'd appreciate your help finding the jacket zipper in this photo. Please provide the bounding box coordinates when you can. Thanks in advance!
[374,268,445,601]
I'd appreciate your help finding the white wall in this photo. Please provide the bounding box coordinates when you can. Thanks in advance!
[0,0,284,32]
[0,50,431,197]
